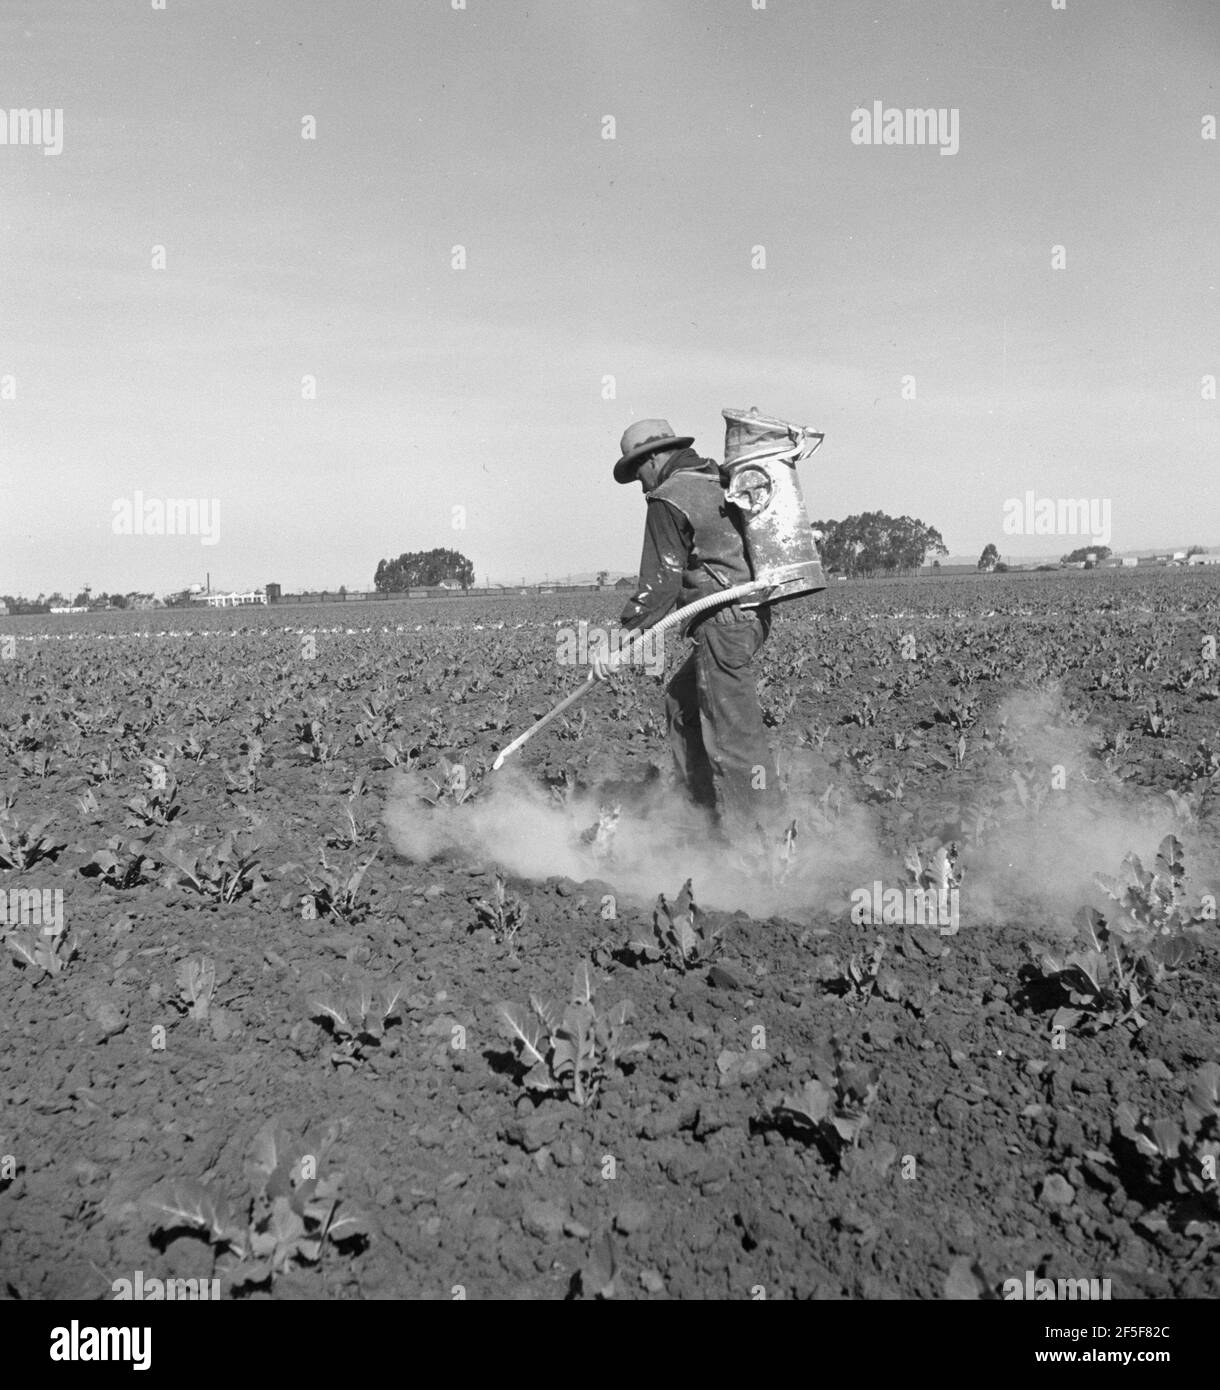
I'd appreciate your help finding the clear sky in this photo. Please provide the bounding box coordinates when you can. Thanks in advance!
[1,0,1217,595]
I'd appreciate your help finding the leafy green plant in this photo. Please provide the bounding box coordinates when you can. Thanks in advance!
[1027,906,1156,1033]
[173,957,216,1022]
[577,802,620,863]
[770,818,801,886]
[325,783,373,849]
[1173,738,1220,785]
[471,874,527,946]
[124,766,182,828]
[353,690,395,746]
[902,841,963,929]
[1163,786,1205,826]
[557,705,590,742]
[295,717,334,763]
[763,689,798,728]
[80,834,153,889]
[0,811,67,871]
[307,978,405,1066]
[157,831,266,903]
[5,919,79,978]
[1114,1063,1220,1230]
[1005,766,1052,815]
[165,731,209,763]
[83,749,118,785]
[1026,837,1205,1035]
[844,694,877,728]
[419,756,474,807]
[281,848,378,926]
[1093,834,1203,937]
[797,723,831,751]
[844,743,878,773]
[828,937,887,1008]
[860,768,907,804]
[547,768,579,809]
[764,1041,879,1169]
[624,879,723,973]
[1141,700,1173,738]
[17,749,53,779]
[224,733,265,793]
[497,963,647,1108]
[931,694,979,732]
[378,734,420,770]
[141,1119,371,1294]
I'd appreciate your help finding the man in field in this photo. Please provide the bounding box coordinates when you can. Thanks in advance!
[594,419,778,847]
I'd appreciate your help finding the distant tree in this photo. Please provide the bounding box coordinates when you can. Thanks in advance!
[978,543,999,572]
[1060,545,1111,565]
[810,512,948,578]
[596,570,609,587]
[110,594,129,609]
[374,548,475,592]
[2,594,52,614]
[1187,545,1207,557]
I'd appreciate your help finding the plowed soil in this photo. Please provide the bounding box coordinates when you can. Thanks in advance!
[2,569,1218,1299]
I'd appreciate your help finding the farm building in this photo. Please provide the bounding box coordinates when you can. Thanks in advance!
[198,588,268,608]
[1189,552,1220,566]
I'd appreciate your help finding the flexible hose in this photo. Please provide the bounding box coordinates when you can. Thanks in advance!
[605,579,769,670]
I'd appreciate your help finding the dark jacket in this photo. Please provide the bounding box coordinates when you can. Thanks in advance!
[620,449,753,632]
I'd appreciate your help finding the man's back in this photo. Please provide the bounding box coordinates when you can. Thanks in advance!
[650,461,753,604]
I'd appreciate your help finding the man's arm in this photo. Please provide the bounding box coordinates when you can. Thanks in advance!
[619,498,687,632]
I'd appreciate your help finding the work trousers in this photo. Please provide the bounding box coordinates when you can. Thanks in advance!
[664,604,777,841]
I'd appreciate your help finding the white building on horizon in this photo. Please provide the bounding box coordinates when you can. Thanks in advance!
[197,588,268,607]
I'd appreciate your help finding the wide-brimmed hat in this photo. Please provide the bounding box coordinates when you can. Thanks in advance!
[613,419,695,484]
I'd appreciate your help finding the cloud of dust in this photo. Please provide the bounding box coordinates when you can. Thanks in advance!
[383,763,885,921]
[383,684,1215,933]
[960,683,1215,937]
